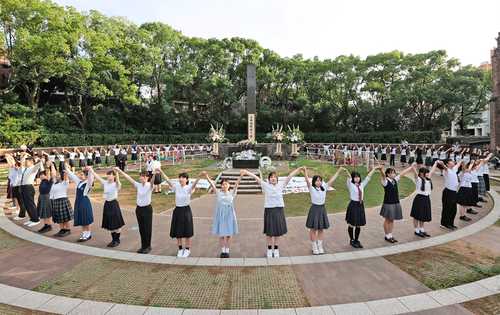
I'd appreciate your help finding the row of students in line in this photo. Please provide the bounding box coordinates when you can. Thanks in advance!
[5,154,493,258]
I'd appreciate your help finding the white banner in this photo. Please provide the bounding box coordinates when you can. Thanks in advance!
[278,176,335,194]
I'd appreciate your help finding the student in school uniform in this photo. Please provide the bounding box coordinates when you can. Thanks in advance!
[65,165,94,242]
[204,171,242,258]
[86,149,94,167]
[424,146,433,167]
[303,166,342,255]
[437,159,462,230]
[410,161,439,238]
[415,146,424,167]
[5,154,20,212]
[408,147,416,165]
[380,145,388,162]
[146,155,154,179]
[65,149,77,172]
[19,153,44,227]
[243,167,303,258]
[89,167,125,247]
[48,161,73,237]
[378,164,415,243]
[94,148,102,168]
[36,170,53,233]
[152,156,162,193]
[77,148,86,169]
[131,142,138,165]
[456,161,481,222]
[389,146,397,167]
[400,145,407,167]
[115,167,154,254]
[342,166,381,248]
[105,148,111,167]
[159,169,202,258]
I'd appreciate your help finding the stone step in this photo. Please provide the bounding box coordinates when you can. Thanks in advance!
[235,189,262,194]
[219,176,258,181]
[216,184,261,189]
[490,176,500,183]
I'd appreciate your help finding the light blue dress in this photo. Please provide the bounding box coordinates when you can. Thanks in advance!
[212,190,238,236]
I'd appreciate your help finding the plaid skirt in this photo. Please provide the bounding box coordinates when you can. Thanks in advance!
[51,198,73,223]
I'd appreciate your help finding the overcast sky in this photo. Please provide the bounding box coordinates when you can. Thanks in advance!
[54,0,500,66]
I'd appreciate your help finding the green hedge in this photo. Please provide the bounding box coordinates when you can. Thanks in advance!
[1,130,441,148]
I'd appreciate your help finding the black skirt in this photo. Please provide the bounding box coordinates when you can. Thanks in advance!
[345,201,366,226]
[410,194,432,222]
[457,187,474,207]
[101,200,125,230]
[381,154,387,161]
[131,153,138,161]
[170,206,194,238]
[263,207,287,237]
[79,159,86,168]
[69,159,75,167]
[153,173,162,185]
[471,182,479,204]
[424,157,432,167]
[408,157,415,164]
[7,179,13,199]
[400,155,407,163]
[306,204,330,230]
[95,157,102,165]
[416,156,423,164]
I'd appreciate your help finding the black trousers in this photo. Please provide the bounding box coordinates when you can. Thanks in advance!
[441,188,457,227]
[13,186,27,218]
[484,174,490,192]
[20,185,39,222]
[389,154,395,166]
[136,205,153,249]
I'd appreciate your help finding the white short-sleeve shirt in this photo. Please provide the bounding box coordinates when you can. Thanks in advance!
[309,182,328,205]
[133,181,153,207]
[172,182,193,207]
[261,181,285,208]
[444,166,460,191]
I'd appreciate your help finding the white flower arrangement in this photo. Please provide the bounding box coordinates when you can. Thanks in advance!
[286,125,304,144]
[208,123,226,143]
[271,124,285,143]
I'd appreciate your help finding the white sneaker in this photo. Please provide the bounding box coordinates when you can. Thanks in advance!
[312,242,320,255]
[266,249,273,258]
[273,249,280,258]
[28,221,41,227]
[177,249,184,258]
[13,216,24,221]
[23,220,32,226]
[317,241,325,254]
[182,249,191,258]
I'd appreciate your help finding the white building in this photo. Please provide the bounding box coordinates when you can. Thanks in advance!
[445,109,490,137]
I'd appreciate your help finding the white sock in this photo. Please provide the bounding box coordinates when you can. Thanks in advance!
[420,228,425,233]
[225,247,230,253]
[386,233,392,238]
[317,240,323,246]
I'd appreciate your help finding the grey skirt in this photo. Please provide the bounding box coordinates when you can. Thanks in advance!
[380,203,403,220]
[37,193,52,219]
[306,204,330,230]
[263,207,287,237]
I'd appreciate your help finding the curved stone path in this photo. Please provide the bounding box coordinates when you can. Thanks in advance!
[3,175,497,267]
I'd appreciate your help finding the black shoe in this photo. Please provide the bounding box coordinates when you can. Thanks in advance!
[53,229,65,237]
[355,240,363,248]
[350,240,358,248]
[59,229,71,237]
[385,237,397,243]
[38,225,52,233]
[415,231,425,238]
[137,247,151,254]
[450,225,458,230]
[467,209,478,215]
[478,198,486,202]
[107,240,120,248]
[474,204,482,208]
[460,216,471,222]
[421,232,431,237]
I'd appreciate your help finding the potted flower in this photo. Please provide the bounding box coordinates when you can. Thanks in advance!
[208,123,226,157]
[271,124,285,159]
[286,125,304,158]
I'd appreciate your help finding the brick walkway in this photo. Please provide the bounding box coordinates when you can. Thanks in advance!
[11,175,493,259]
